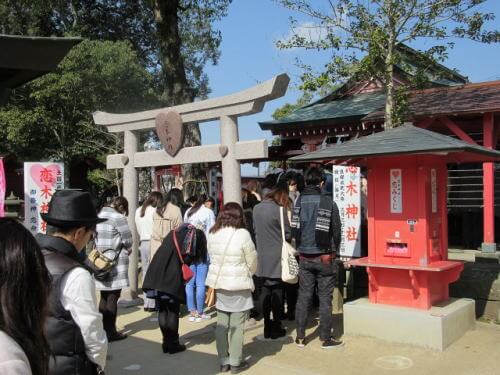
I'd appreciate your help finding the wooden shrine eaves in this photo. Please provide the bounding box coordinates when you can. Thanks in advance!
[289,123,500,163]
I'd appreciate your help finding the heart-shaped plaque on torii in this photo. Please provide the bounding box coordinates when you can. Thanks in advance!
[155,110,185,157]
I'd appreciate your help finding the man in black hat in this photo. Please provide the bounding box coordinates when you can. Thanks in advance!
[36,189,108,375]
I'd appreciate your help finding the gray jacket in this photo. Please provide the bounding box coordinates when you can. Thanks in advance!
[252,200,291,279]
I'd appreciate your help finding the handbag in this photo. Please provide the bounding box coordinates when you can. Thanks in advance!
[280,206,299,284]
[205,286,216,308]
[86,248,122,282]
[204,230,236,308]
[173,230,195,283]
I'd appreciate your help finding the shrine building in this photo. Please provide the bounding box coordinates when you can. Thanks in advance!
[259,44,500,252]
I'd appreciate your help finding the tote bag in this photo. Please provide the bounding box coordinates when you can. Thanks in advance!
[280,207,299,284]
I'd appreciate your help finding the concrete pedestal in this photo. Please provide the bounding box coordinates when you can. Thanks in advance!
[344,297,475,351]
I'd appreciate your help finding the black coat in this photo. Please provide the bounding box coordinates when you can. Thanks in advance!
[142,225,207,303]
[143,231,185,302]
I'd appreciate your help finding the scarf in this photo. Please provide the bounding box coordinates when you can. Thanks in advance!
[174,223,198,262]
[291,186,335,251]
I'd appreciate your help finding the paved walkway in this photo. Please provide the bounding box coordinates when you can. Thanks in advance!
[106,306,500,375]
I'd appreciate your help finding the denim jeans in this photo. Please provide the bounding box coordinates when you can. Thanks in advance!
[295,257,337,341]
[185,262,209,314]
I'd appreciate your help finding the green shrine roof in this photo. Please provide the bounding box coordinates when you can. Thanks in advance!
[259,44,468,132]
[289,124,500,163]
[259,91,386,129]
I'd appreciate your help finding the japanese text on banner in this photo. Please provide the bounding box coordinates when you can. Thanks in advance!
[390,169,402,213]
[24,162,64,235]
[333,166,362,258]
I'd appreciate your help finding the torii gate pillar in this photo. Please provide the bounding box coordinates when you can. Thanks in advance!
[122,130,139,303]
[220,115,241,204]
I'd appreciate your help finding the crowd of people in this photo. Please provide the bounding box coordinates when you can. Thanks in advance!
[0,167,344,375]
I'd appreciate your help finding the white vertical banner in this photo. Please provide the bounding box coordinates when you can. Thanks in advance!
[390,169,402,213]
[24,162,64,234]
[333,166,361,258]
[431,169,437,213]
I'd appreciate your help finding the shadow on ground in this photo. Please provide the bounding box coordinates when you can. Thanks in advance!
[107,334,221,375]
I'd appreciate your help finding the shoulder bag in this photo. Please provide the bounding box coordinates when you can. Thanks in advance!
[280,206,299,284]
[173,230,195,283]
[86,247,122,282]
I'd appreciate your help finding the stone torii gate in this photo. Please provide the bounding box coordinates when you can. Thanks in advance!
[93,74,289,301]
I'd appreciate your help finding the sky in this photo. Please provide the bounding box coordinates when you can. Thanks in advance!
[200,0,500,176]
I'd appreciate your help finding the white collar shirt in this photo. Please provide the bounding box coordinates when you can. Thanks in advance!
[60,268,108,369]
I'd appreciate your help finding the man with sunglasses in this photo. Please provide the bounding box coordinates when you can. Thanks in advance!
[36,190,108,375]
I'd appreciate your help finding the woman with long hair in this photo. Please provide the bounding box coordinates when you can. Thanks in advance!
[0,218,51,375]
[143,224,207,354]
[135,191,163,311]
[206,203,257,373]
[245,180,261,202]
[94,196,133,341]
[184,194,215,322]
[150,189,184,260]
[252,186,291,339]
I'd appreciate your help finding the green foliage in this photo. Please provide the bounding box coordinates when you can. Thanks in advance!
[0,40,160,192]
[176,0,232,100]
[87,158,123,197]
[0,0,232,197]
[0,0,230,103]
[0,1,157,67]
[271,137,281,146]
[276,0,499,127]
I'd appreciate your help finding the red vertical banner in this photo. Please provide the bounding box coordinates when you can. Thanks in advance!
[0,158,5,217]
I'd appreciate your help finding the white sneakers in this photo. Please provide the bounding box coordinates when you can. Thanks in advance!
[189,312,211,322]
[196,314,211,322]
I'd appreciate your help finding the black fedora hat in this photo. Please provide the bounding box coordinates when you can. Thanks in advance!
[41,190,107,227]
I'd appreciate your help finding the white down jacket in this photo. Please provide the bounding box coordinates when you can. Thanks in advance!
[206,227,257,291]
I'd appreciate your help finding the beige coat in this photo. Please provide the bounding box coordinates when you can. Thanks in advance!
[150,203,183,260]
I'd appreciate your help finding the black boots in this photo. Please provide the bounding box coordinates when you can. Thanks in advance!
[107,331,127,342]
[263,320,287,339]
[162,334,186,354]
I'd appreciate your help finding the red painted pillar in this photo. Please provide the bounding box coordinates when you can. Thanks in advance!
[482,113,496,252]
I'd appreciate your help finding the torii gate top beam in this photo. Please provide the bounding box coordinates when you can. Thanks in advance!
[93,73,290,132]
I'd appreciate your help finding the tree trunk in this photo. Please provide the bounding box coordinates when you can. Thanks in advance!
[384,41,395,129]
[115,169,122,196]
[153,0,191,105]
[153,0,205,196]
